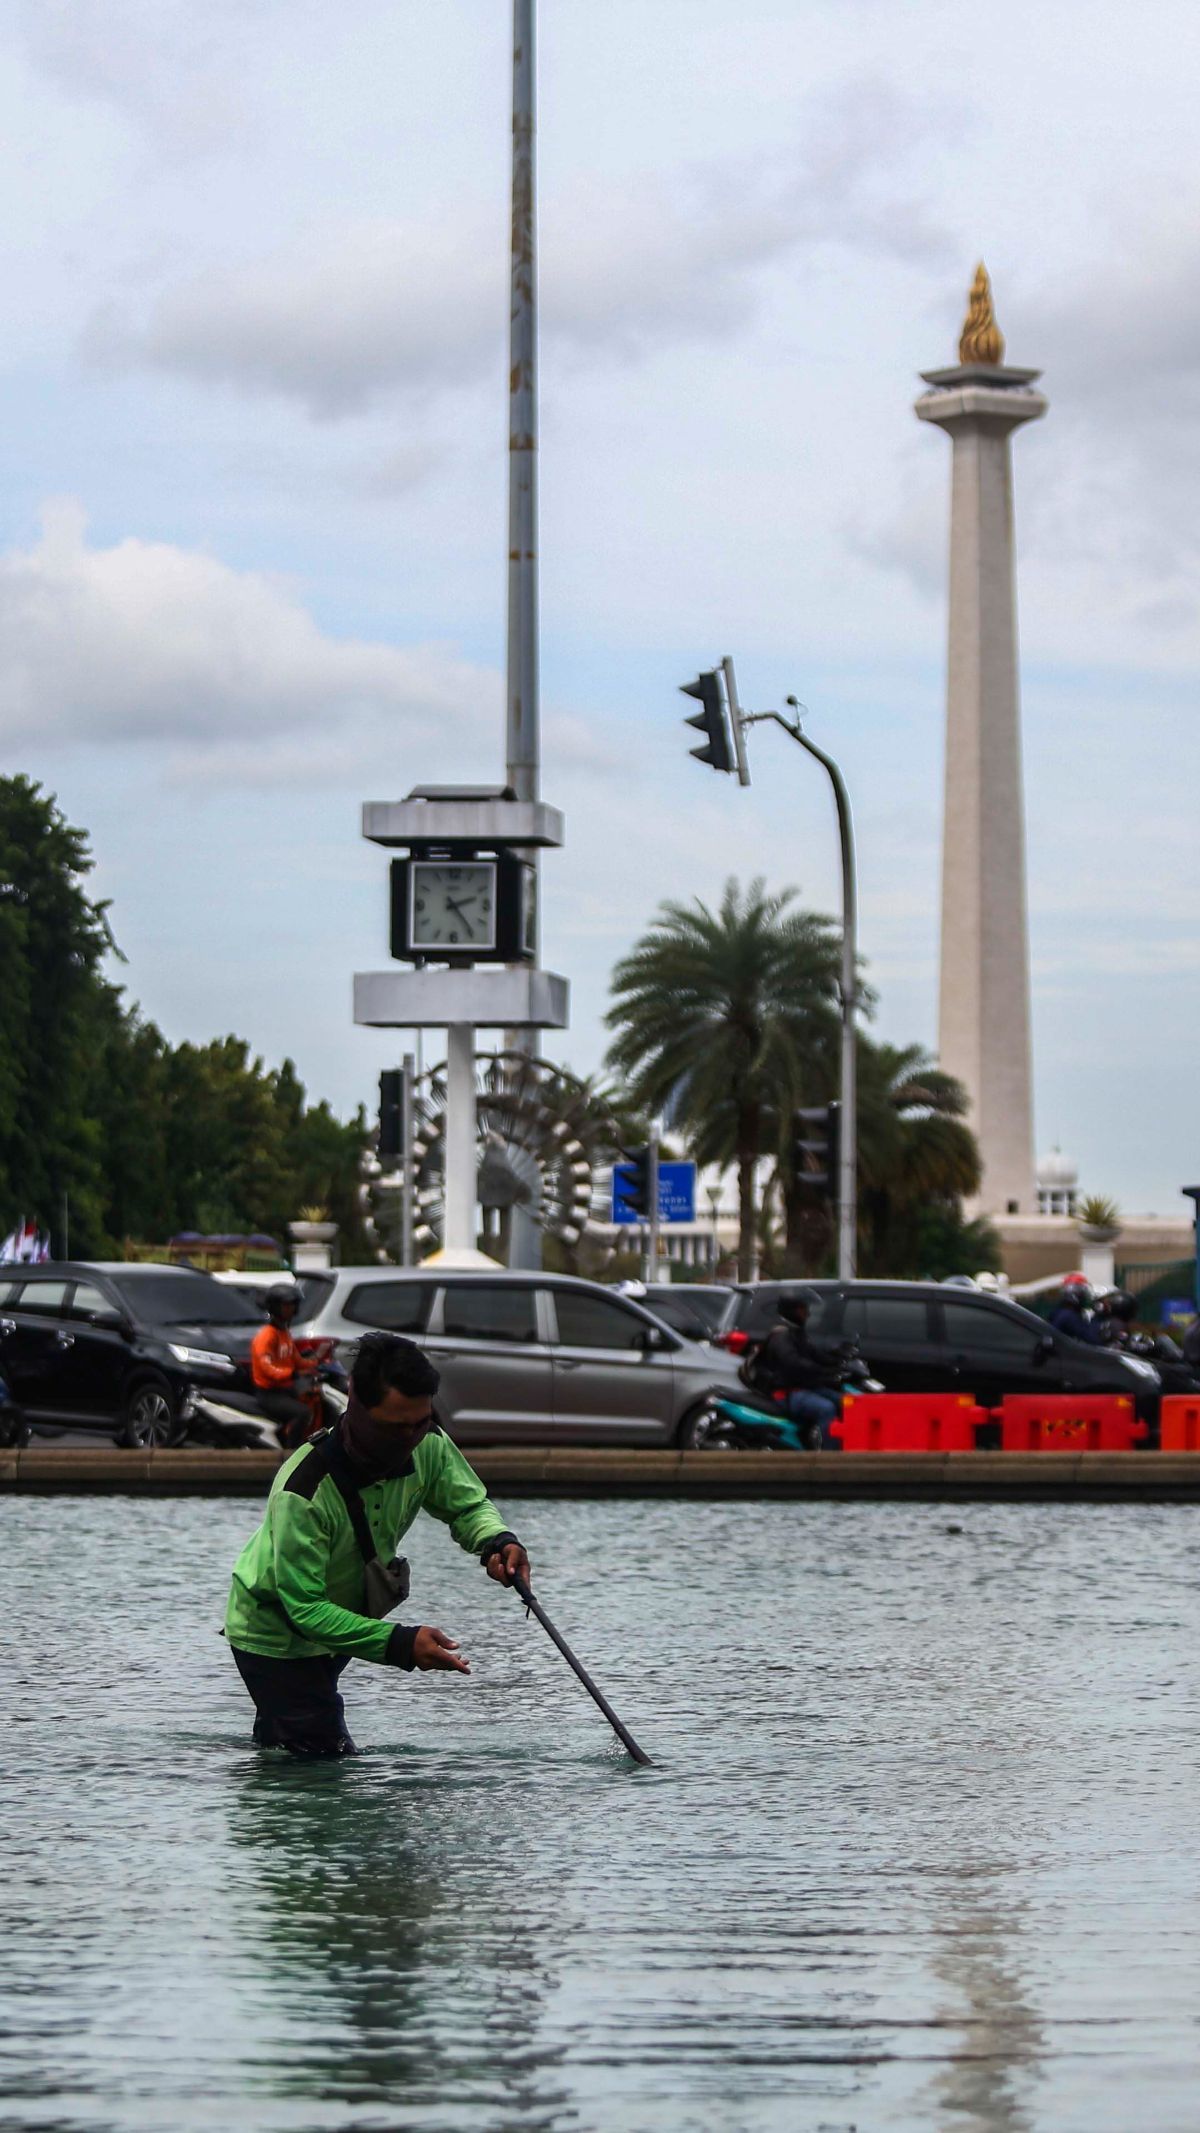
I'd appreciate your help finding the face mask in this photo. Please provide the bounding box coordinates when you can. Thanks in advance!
[340,1392,432,1478]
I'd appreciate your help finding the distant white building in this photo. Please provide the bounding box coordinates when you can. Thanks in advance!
[1036,1149,1078,1218]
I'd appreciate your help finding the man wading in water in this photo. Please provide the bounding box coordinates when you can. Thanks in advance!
[225,1331,531,1757]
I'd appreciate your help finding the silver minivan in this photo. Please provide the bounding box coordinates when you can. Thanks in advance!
[293,1268,741,1446]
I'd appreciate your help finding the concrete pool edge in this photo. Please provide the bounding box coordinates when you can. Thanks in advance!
[5,1446,1200,1499]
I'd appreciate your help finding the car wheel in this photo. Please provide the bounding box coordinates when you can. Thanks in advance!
[0,1408,31,1448]
[677,1402,722,1449]
[122,1375,182,1449]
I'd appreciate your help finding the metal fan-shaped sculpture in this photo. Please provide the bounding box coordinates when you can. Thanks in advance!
[405,1050,621,1257]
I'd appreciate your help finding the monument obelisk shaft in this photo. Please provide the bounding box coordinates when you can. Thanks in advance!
[916,268,1046,1215]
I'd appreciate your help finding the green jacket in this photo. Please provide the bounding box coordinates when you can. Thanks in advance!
[224,1426,515,1666]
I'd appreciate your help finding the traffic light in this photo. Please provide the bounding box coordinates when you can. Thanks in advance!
[791,1100,841,1196]
[614,1146,653,1218]
[680,670,733,773]
[378,1069,403,1162]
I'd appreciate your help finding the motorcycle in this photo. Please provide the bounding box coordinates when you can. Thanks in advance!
[185,1339,349,1451]
[691,1348,882,1452]
[1116,1330,1196,1397]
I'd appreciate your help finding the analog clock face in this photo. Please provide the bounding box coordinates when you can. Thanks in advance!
[409,861,497,951]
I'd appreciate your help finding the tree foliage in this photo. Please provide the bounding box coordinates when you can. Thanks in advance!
[606,876,992,1281]
[0,779,368,1258]
[605,878,843,1277]
[780,1040,996,1277]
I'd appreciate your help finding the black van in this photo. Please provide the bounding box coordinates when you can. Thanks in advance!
[713,1280,1161,1419]
[0,1261,262,1446]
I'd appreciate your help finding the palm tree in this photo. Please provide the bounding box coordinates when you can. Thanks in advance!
[605,879,842,1278]
[847,1040,984,1275]
[774,1039,991,1277]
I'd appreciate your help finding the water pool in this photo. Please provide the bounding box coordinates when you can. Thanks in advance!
[2,1493,1198,2131]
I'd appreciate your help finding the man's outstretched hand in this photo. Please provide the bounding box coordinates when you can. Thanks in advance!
[413,1625,471,1673]
[486,1542,531,1589]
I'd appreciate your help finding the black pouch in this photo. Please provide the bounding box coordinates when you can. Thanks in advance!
[323,1435,412,1619]
[362,1553,411,1619]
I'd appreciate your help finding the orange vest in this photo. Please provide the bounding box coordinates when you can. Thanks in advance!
[250,1323,302,1390]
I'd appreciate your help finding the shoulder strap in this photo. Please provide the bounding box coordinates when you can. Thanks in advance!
[321,1430,380,1566]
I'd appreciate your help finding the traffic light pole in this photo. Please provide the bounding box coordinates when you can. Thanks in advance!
[743,706,858,1279]
[646,1128,661,1284]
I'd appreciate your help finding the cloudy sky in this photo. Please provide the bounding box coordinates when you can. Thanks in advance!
[2,0,1197,1212]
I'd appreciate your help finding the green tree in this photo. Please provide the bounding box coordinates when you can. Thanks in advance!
[157,1038,369,1254]
[777,1038,991,1277]
[0,775,372,1259]
[856,1042,985,1274]
[88,992,173,1247]
[605,878,842,1278]
[0,778,116,1250]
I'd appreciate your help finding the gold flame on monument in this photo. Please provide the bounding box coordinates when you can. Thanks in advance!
[958,262,1005,365]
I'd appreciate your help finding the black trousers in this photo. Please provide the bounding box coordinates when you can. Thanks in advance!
[255,1388,312,1450]
[231,1646,357,1758]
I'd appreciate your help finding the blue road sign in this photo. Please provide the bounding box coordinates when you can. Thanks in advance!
[612,1160,696,1224]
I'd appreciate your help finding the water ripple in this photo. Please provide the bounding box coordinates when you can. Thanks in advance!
[2,1495,1198,2131]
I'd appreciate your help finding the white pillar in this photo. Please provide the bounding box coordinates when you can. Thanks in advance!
[915,282,1047,1217]
[1080,1237,1116,1289]
[443,1025,477,1254]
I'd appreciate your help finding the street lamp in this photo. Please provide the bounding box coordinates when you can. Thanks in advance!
[679,658,858,1279]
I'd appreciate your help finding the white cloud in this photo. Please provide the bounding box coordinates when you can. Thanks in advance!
[351,442,450,501]
[89,78,956,418]
[0,498,496,763]
[85,220,504,420]
[15,0,301,148]
[847,466,945,600]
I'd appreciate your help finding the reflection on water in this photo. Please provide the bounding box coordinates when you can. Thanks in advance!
[2,1494,1199,2131]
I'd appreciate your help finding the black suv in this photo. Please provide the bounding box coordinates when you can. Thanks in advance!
[710,1280,1162,1415]
[0,1262,264,1447]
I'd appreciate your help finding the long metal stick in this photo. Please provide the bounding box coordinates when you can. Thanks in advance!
[511,1573,652,1765]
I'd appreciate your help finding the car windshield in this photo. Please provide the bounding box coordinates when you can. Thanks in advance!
[291,1273,336,1325]
[738,1287,830,1338]
[111,1270,262,1325]
[644,1290,731,1337]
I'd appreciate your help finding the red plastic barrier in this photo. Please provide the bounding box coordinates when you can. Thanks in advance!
[831,1393,986,1454]
[1159,1397,1200,1453]
[998,1394,1145,1453]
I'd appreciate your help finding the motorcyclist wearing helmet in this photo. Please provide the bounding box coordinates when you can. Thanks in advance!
[1095,1288,1138,1347]
[1049,1274,1104,1345]
[744,1289,842,1449]
[1102,1291,1198,1391]
[250,1285,318,1449]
